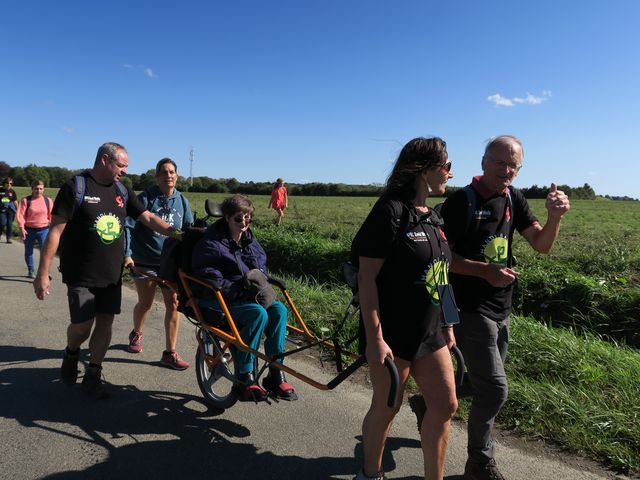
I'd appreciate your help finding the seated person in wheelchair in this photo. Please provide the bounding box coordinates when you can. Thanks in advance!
[191,194,297,401]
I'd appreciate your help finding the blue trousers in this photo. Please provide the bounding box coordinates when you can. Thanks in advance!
[0,209,15,241]
[200,299,288,374]
[24,227,49,271]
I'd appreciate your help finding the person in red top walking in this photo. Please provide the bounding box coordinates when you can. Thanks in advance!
[16,180,53,278]
[268,178,288,226]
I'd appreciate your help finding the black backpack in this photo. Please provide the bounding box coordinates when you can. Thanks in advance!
[346,198,432,292]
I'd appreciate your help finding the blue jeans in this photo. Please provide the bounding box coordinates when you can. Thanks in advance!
[200,299,288,374]
[0,209,15,241]
[455,312,509,465]
[24,227,49,271]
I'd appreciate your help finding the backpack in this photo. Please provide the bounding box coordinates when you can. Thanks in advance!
[345,198,421,292]
[24,195,51,218]
[71,174,129,215]
[158,226,206,288]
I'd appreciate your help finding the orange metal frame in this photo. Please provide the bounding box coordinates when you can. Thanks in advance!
[178,270,361,391]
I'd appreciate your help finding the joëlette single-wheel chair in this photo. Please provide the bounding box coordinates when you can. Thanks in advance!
[150,199,401,410]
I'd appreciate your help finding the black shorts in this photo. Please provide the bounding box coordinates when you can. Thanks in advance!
[67,283,122,324]
[358,315,446,362]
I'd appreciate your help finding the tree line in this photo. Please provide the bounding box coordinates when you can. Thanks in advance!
[0,161,633,201]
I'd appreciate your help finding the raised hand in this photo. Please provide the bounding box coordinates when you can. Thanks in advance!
[545,182,570,220]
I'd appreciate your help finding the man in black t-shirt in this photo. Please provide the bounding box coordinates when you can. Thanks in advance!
[33,142,181,399]
[441,135,570,480]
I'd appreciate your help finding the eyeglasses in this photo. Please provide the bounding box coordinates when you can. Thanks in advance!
[232,214,252,224]
[487,155,521,173]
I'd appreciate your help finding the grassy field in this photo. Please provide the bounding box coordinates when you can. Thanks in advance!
[12,186,640,474]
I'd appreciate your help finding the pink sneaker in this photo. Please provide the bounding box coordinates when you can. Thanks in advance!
[160,350,189,370]
[128,330,143,353]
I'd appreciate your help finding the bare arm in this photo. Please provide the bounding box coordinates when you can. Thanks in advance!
[449,249,519,288]
[358,257,393,365]
[137,210,175,236]
[34,215,67,300]
[520,183,570,254]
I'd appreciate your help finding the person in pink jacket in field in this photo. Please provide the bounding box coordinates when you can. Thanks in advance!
[268,178,288,226]
[16,180,53,278]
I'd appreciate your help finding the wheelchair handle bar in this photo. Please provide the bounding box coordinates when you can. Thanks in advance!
[384,356,399,409]
[451,345,465,388]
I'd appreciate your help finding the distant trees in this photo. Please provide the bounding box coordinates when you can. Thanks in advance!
[0,162,630,200]
[519,183,596,200]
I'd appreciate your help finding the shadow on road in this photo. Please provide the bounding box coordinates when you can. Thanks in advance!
[0,344,442,479]
[0,275,33,284]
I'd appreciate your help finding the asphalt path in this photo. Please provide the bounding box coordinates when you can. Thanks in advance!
[0,240,621,480]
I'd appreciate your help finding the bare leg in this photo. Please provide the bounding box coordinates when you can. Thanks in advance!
[362,357,411,476]
[132,278,157,334]
[67,320,94,351]
[412,346,458,479]
[161,286,180,351]
[87,314,115,365]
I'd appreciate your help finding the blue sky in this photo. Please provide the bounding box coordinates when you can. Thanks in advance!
[1,1,639,198]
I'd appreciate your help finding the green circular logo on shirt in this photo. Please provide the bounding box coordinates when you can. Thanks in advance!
[94,213,122,244]
[483,236,509,265]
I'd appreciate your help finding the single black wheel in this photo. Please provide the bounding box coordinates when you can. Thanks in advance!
[195,328,239,409]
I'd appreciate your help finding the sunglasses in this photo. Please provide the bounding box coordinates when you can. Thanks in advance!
[231,214,252,224]
[438,161,452,172]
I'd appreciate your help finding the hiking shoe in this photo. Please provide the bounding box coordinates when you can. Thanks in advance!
[236,372,268,402]
[27,269,35,279]
[60,348,80,385]
[354,468,388,480]
[464,459,506,480]
[262,367,298,401]
[128,330,142,353]
[160,350,190,370]
[408,394,427,433]
[81,365,109,400]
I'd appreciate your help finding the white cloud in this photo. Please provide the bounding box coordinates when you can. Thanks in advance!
[62,127,75,134]
[487,94,514,107]
[488,90,552,107]
[123,64,158,79]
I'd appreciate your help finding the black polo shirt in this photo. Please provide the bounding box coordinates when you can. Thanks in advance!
[441,178,537,320]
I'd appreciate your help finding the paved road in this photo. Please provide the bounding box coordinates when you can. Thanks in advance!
[0,240,620,480]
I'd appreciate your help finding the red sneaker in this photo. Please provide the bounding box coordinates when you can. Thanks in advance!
[160,350,190,370]
[128,330,142,353]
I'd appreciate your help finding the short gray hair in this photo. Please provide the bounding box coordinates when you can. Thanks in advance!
[95,142,126,165]
[484,135,524,160]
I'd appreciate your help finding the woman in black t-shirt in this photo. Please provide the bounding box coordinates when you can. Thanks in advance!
[353,137,458,480]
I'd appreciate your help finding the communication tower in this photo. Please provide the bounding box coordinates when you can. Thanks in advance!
[189,147,194,187]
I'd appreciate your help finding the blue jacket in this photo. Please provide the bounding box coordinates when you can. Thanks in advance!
[191,218,268,302]
[125,185,194,266]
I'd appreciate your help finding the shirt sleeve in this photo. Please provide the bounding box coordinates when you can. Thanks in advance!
[52,182,76,221]
[16,198,27,228]
[512,188,538,233]
[125,187,147,219]
[441,190,469,246]
[355,199,400,260]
